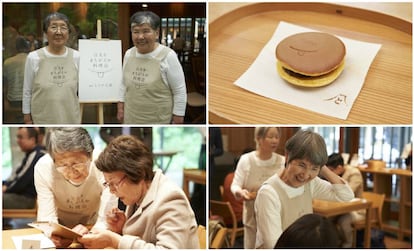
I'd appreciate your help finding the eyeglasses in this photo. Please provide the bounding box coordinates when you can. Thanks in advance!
[55,161,90,174]
[49,25,69,33]
[103,175,127,191]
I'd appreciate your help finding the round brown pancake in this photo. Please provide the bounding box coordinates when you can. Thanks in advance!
[276,32,346,76]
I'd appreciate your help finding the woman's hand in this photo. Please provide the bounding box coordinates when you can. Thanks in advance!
[235,189,256,201]
[117,102,124,123]
[50,234,73,248]
[106,208,126,234]
[78,229,121,249]
[172,115,184,124]
[319,165,345,184]
[72,224,90,235]
[23,114,33,124]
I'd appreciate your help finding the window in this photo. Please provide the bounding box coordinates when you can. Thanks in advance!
[2,128,12,178]
[301,126,340,154]
[359,126,412,167]
[160,17,205,53]
[153,126,203,171]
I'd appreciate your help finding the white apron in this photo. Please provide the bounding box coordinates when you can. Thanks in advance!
[123,46,173,124]
[243,152,283,249]
[31,48,80,124]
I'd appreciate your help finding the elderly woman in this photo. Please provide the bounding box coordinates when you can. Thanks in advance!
[255,130,354,248]
[117,11,187,124]
[231,127,285,249]
[78,135,199,249]
[34,128,117,248]
[23,12,80,124]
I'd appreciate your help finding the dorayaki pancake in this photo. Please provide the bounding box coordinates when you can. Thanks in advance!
[277,59,345,87]
[275,32,346,87]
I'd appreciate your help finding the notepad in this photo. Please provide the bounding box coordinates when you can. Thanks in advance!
[28,221,82,239]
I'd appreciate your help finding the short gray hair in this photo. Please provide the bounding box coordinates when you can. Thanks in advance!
[285,130,327,167]
[45,127,94,158]
[43,12,71,33]
[130,11,160,30]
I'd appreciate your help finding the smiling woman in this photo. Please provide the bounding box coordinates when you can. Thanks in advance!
[117,11,187,125]
[34,127,118,248]
[254,129,355,249]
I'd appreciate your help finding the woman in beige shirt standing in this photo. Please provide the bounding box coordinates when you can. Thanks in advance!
[231,127,285,248]
[23,12,80,124]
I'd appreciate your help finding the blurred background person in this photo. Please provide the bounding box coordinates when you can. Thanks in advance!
[172,33,185,63]
[26,32,42,51]
[3,36,30,123]
[3,127,45,228]
[326,153,364,248]
[3,16,19,61]
[231,127,285,248]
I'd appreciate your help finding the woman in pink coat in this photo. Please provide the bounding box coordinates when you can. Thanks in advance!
[77,135,199,249]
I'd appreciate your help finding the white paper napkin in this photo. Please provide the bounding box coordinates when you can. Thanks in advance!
[12,234,55,249]
[235,21,382,120]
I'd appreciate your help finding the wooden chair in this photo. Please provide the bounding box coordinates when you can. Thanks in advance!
[352,192,386,248]
[209,200,243,247]
[3,200,38,219]
[210,227,228,249]
[219,185,224,199]
[197,225,207,249]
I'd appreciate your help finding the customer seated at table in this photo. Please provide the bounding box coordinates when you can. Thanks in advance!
[3,127,45,228]
[34,128,117,248]
[77,135,199,249]
[274,213,341,248]
[326,153,365,248]
[255,130,354,248]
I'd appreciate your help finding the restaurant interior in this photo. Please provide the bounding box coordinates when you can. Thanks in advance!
[3,2,206,124]
[209,126,412,249]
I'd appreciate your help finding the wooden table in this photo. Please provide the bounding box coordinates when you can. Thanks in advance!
[3,228,43,249]
[153,151,178,173]
[209,2,412,124]
[182,168,206,198]
[313,199,372,248]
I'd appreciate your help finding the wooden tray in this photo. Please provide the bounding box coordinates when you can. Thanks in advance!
[209,3,412,124]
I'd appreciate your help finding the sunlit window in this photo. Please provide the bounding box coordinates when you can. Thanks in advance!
[359,127,412,167]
